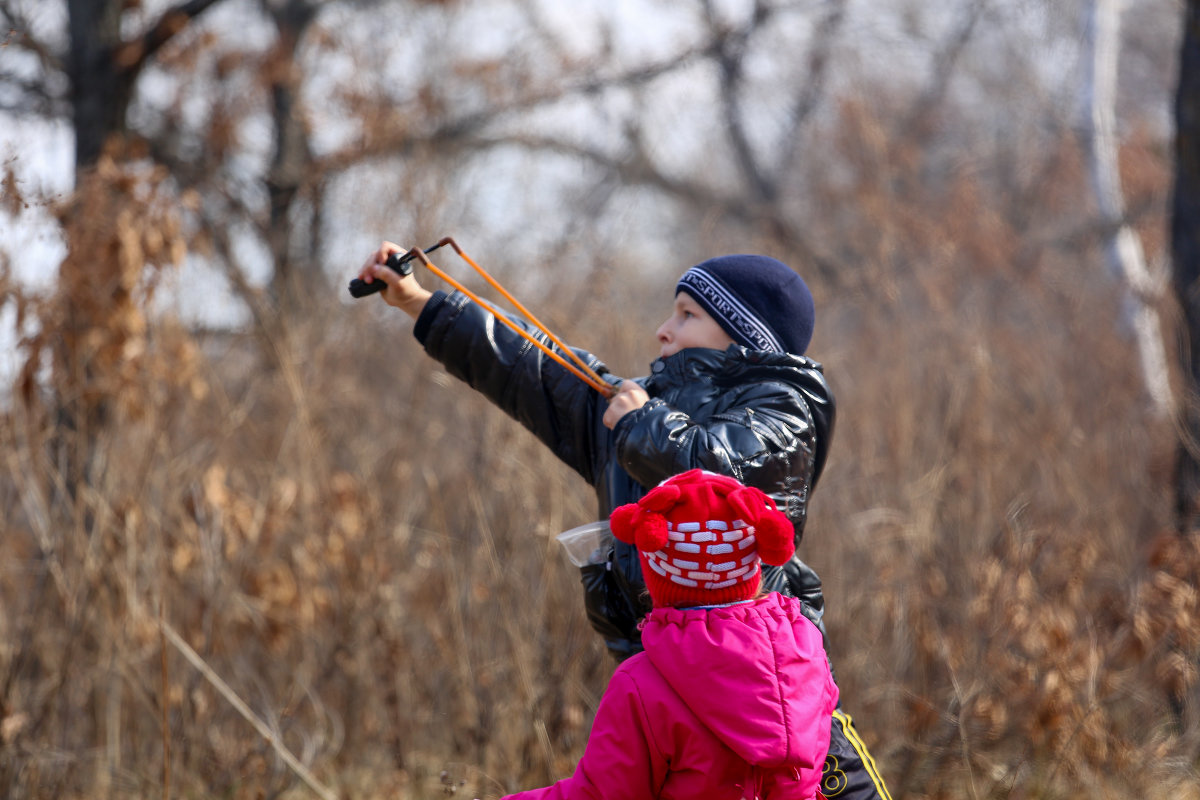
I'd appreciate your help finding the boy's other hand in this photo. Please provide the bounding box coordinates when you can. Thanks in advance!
[358,240,433,319]
[603,380,650,430]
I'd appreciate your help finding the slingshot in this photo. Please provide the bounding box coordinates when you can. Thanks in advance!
[348,237,617,397]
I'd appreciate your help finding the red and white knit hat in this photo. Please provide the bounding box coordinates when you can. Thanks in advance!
[609,469,795,609]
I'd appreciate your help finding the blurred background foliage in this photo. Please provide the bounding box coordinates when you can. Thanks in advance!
[1,0,1199,797]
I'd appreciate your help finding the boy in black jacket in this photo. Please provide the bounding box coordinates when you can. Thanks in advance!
[356,243,891,800]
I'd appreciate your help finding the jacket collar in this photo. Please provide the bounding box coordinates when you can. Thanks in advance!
[646,345,814,390]
[646,346,728,386]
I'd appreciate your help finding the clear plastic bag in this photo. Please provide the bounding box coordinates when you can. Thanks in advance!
[555,521,613,567]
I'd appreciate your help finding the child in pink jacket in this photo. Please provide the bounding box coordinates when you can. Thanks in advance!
[500,469,838,800]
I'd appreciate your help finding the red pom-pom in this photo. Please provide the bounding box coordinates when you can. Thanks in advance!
[754,511,795,566]
[729,487,795,565]
[611,496,671,552]
[609,503,641,545]
[635,512,669,553]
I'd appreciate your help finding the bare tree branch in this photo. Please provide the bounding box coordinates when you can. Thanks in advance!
[161,621,338,800]
[440,43,714,140]
[473,131,843,286]
[0,0,67,118]
[900,0,988,142]
[778,0,847,180]
[317,43,714,175]
[703,0,778,201]
[0,0,64,74]
[0,73,60,115]
[115,0,225,75]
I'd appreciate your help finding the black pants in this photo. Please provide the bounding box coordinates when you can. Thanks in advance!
[822,709,892,799]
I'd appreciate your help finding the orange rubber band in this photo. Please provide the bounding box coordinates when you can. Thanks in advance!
[446,240,605,387]
[407,242,616,398]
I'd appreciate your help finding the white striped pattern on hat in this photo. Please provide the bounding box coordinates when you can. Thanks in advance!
[643,518,760,590]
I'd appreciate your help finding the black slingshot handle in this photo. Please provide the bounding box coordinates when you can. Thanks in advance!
[347,251,416,298]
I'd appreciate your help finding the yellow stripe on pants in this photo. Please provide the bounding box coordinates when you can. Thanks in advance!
[831,709,893,800]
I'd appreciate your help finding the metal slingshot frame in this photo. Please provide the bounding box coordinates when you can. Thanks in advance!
[349,237,617,397]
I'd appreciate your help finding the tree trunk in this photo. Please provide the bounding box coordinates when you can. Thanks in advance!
[67,0,128,168]
[55,0,222,490]
[265,0,322,316]
[1083,0,1172,418]
[1174,0,1200,531]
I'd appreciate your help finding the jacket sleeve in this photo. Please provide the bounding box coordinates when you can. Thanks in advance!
[499,668,665,800]
[611,380,820,532]
[415,291,613,485]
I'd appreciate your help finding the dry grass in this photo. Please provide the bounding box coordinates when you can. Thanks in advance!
[3,117,1199,800]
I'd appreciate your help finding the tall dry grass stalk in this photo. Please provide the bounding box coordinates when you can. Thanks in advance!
[2,111,1197,799]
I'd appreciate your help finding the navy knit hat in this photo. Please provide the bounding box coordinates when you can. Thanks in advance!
[676,254,815,355]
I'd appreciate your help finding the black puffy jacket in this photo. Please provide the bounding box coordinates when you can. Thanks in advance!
[415,290,836,660]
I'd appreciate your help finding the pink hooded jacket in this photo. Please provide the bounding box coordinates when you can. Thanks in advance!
[501,592,838,800]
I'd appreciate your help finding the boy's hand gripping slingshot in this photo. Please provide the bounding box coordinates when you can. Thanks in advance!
[349,237,617,398]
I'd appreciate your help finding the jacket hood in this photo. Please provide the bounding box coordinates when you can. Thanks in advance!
[641,592,838,770]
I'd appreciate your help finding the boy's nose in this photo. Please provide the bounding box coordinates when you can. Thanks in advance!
[655,319,671,342]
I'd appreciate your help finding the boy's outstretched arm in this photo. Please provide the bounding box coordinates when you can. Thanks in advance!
[357,240,432,318]
[414,278,617,487]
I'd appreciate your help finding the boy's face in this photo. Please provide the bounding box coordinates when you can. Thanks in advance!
[656,291,736,358]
